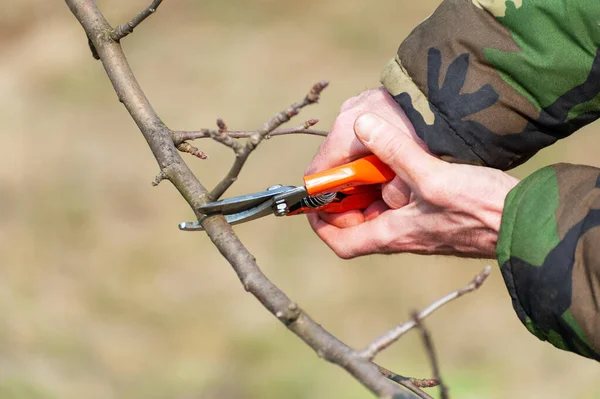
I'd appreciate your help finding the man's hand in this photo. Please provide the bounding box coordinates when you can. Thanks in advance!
[306,88,426,229]
[306,96,519,259]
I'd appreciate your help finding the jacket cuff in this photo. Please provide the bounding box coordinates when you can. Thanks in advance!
[496,165,600,360]
[381,56,486,167]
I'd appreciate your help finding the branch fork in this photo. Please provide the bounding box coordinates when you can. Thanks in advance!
[112,0,163,41]
[360,266,492,361]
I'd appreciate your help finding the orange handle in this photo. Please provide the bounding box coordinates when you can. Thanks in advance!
[286,185,383,216]
[319,187,382,213]
[304,155,395,195]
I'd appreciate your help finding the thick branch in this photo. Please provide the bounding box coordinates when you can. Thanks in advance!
[360,266,491,360]
[112,0,163,41]
[65,1,414,397]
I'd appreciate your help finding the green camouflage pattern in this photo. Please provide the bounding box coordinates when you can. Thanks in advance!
[497,165,600,360]
[381,0,600,170]
[381,0,600,360]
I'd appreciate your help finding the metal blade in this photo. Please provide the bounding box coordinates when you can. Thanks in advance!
[180,185,307,231]
[179,198,278,231]
[198,185,297,216]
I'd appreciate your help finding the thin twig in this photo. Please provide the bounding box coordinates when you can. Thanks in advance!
[376,365,436,399]
[360,266,492,360]
[111,0,163,41]
[172,120,325,158]
[413,314,448,399]
[206,118,243,151]
[209,81,328,200]
[172,126,327,144]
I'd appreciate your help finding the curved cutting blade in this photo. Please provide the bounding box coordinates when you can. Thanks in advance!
[198,185,297,215]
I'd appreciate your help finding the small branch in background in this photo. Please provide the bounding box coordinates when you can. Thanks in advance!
[209,81,328,200]
[413,314,449,399]
[111,0,163,41]
[376,365,436,399]
[360,266,492,360]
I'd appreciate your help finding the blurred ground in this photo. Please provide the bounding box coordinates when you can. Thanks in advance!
[1,1,599,398]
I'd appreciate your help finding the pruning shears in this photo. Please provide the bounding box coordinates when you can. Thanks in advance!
[179,155,395,231]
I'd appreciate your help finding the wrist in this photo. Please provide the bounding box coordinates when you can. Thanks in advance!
[468,172,520,258]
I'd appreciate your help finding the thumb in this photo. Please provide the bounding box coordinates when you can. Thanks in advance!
[354,113,439,186]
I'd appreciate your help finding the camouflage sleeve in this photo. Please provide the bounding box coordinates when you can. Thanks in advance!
[380,0,600,360]
[496,164,600,360]
[380,0,600,170]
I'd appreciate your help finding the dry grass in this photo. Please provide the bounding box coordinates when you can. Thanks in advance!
[1,1,599,398]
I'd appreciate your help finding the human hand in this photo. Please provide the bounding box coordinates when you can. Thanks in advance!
[305,87,427,229]
[307,112,519,259]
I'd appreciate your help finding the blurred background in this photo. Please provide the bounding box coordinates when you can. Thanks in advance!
[1,1,599,398]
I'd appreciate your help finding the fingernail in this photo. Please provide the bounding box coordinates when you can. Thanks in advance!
[354,113,382,144]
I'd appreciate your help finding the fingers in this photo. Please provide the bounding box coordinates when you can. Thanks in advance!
[363,200,388,221]
[382,176,411,209]
[317,199,390,228]
[319,210,365,228]
[307,213,395,259]
[354,113,441,188]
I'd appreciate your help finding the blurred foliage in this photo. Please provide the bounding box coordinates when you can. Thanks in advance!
[1,1,599,398]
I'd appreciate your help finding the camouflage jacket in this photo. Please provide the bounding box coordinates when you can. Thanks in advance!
[381,0,600,360]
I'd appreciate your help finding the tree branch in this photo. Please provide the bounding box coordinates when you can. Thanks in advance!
[209,81,328,201]
[172,123,327,145]
[65,1,418,397]
[111,0,163,41]
[360,266,492,360]
[413,315,448,399]
[376,365,436,399]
